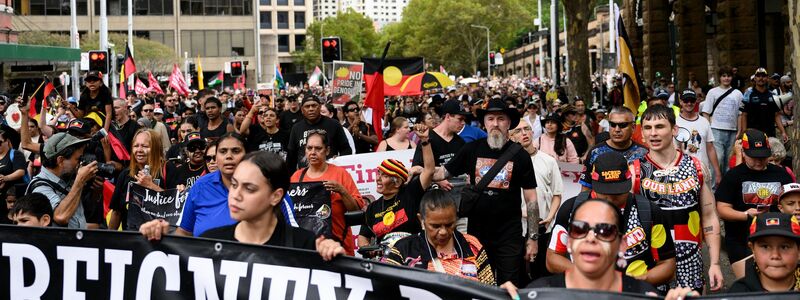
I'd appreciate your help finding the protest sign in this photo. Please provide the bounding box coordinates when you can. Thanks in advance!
[126,183,186,230]
[331,61,364,106]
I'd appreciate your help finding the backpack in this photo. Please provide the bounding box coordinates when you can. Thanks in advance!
[569,191,652,239]
[10,150,30,184]
[25,177,70,196]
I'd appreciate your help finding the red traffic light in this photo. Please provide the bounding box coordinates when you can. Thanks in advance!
[90,53,105,60]
[489,53,495,58]
[323,40,330,48]
[330,40,337,47]
[231,62,240,68]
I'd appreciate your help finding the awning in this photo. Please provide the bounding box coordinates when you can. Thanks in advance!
[0,43,81,62]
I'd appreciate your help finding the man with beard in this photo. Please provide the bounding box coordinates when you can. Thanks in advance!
[286,95,351,171]
[579,106,648,191]
[433,98,538,286]
[740,68,787,142]
[28,133,98,229]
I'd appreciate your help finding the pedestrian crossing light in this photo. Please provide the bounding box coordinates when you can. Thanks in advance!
[489,51,496,66]
[321,37,342,63]
[89,50,109,74]
[230,61,243,77]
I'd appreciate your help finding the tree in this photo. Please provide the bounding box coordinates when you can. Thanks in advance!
[292,9,381,71]
[18,31,177,73]
[562,0,597,103]
[788,0,800,174]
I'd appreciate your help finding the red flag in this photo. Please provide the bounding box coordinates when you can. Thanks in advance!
[148,71,164,94]
[364,43,392,142]
[107,131,130,160]
[123,45,136,79]
[30,79,55,117]
[134,78,149,95]
[168,64,190,96]
[119,80,127,99]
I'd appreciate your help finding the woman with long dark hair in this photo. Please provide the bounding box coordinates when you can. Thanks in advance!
[533,113,579,163]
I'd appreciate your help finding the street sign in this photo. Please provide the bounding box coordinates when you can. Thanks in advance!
[80,52,89,70]
[494,53,504,65]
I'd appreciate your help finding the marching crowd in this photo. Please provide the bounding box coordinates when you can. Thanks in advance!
[0,65,798,299]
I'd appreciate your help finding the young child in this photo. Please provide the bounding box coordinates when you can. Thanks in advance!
[779,183,800,219]
[728,212,800,293]
[10,193,53,227]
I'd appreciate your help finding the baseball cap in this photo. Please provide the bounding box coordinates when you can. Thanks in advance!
[470,98,484,106]
[754,68,768,76]
[590,152,632,195]
[441,99,470,116]
[153,108,164,114]
[655,89,670,99]
[447,86,457,92]
[301,95,321,105]
[66,118,93,137]
[770,73,781,80]
[748,212,800,242]
[779,183,800,202]
[185,132,206,147]
[67,97,77,104]
[741,129,771,158]
[680,89,697,101]
[85,71,103,81]
[43,132,90,159]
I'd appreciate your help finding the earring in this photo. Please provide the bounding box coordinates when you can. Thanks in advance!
[616,252,627,269]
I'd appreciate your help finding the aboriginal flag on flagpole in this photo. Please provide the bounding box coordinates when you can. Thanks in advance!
[29,79,55,117]
[364,42,392,142]
[363,57,424,96]
[616,9,644,113]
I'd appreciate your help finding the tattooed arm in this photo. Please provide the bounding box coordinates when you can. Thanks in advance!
[700,184,724,291]
[523,188,539,262]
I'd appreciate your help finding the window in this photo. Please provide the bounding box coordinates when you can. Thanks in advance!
[277,11,289,29]
[294,12,305,29]
[259,0,270,4]
[276,0,287,5]
[15,0,88,15]
[181,30,254,57]
[294,34,306,51]
[278,35,289,52]
[293,0,304,5]
[90,0,172,15]
[180,0,252,15]
[260,12,272,28]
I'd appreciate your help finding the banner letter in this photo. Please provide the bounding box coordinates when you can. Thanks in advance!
[3,243,50,300]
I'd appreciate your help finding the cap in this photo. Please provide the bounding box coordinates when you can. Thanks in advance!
[447,86,457,92]
[680,89,697,101]
[477,99,521,129]
[754,67,768,76]
[741,129,771,158]
[748,212,800,242]
[301,95,321,105]
[153,108,164,114]
[378,159,409,182]
[590,152,632,195]
[780,183,800,202]
[470,98,484,106]
[184,132,206,147]
[655,89,670,99]
[85,112,104,127]
[770,73,781,80]
[67,97,77,104]
[137,117,153,129]
[43,132,90,159]
[85,71,103,81]
[441,99,470,116]
[67,118,92,136]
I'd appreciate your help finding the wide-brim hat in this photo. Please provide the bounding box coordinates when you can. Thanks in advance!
[477,99,520,129]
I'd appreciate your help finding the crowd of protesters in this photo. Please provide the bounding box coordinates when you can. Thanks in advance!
[0,64,798,298]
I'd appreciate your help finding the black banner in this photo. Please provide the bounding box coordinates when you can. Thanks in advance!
[126,183,186,230]
[0,225,793,299]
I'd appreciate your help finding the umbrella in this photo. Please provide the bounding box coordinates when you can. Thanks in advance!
[400,72,455,93]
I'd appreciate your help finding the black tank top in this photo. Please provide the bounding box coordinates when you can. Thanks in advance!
[200,118,229,141]
[564,125,588,157]
[386,140,412,151]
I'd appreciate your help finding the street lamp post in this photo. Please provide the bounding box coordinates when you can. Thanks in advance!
[471,25,490,78]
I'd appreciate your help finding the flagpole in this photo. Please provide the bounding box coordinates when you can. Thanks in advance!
[70,0,80,99]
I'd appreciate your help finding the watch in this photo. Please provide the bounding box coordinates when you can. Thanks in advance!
[420,140,430,146]
[529,233,540,241]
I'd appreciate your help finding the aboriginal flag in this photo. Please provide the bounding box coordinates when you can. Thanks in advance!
[363,57,424,96]
[29,79,55,117]
[616,12,645,113]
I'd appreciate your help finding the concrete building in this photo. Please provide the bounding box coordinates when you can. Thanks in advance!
[259,0,313,81]
[313,0,341,20]
[313,0,408,30]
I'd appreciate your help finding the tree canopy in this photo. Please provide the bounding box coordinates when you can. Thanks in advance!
[292,9,382,71]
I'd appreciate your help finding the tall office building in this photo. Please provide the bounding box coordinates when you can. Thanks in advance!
[258,0,312,80]
[314,0,408,30]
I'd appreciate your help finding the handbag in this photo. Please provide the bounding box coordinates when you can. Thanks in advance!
[458,143,522,218]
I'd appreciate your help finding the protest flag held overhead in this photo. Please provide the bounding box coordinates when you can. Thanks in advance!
[308,66,322,87]
[148,71,164,94]
[123,45,136,79]
[275,65,285,90]
[118,65,127,99]
[208,71,223,88]
[168,64,190,96]
[197,56,205,90]
[363,57,424,96]
[29,79,54,117]
[364,42,392,142]
[616,8,644,113]
[134,78,149,95]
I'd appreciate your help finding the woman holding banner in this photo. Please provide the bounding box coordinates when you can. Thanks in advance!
[108,128,168,230]
[357,124,434,252]
[289,131,364,255]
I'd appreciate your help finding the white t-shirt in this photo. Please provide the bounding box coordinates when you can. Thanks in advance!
[701,86,743,131]
[675,114,715,171]
[520,150,563,233]
[598,119,609,132]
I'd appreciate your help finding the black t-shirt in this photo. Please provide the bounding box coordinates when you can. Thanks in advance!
[343,121,374,154]
[200,220,316,250]
[164,161,207,190]
[526,273,658,294]
[715,164,792,254]
[199,118,230,142]
[444,140,536,236]
[78,87,112,117]
[111,119,141,151]
[359,177,425,240]
[286,116,352,170]
[0,149,27,187]
[245,125,289,159]
[279,109,302,132]
[109,167,166,230]
[741,89,780,136]
[412,130,464,167]
[564,124,588,157]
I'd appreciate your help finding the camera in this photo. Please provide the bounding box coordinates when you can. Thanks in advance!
[80,153,115,178]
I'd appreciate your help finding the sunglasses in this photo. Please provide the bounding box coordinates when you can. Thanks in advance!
[608,121,632,129]
[568,220,619,242]
[186,144,206,152]
[348,107,360,112]
[204,155,216,161]
[142,109,153,113]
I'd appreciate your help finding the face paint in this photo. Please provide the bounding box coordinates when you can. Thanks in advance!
[570,235,614,258]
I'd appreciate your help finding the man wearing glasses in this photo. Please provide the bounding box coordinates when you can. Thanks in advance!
[165,132,208,192]
[342,101,377,154]
[579,106,648,192]
[547,151,676,288]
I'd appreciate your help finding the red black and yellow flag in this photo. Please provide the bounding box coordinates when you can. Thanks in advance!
[29,78,55,117]
[363,57,424,96]
[616,14,645,113]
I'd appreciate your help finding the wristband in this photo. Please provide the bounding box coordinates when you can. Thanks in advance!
[744,210,750,219]
[420,140,430,146]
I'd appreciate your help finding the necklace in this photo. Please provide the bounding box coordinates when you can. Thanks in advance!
[188,163,204,172]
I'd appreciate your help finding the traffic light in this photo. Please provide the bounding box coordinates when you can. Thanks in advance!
[321,37,342,63]
[89,50,109,74]
[489,51,496,66]
[230,61,243,77]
